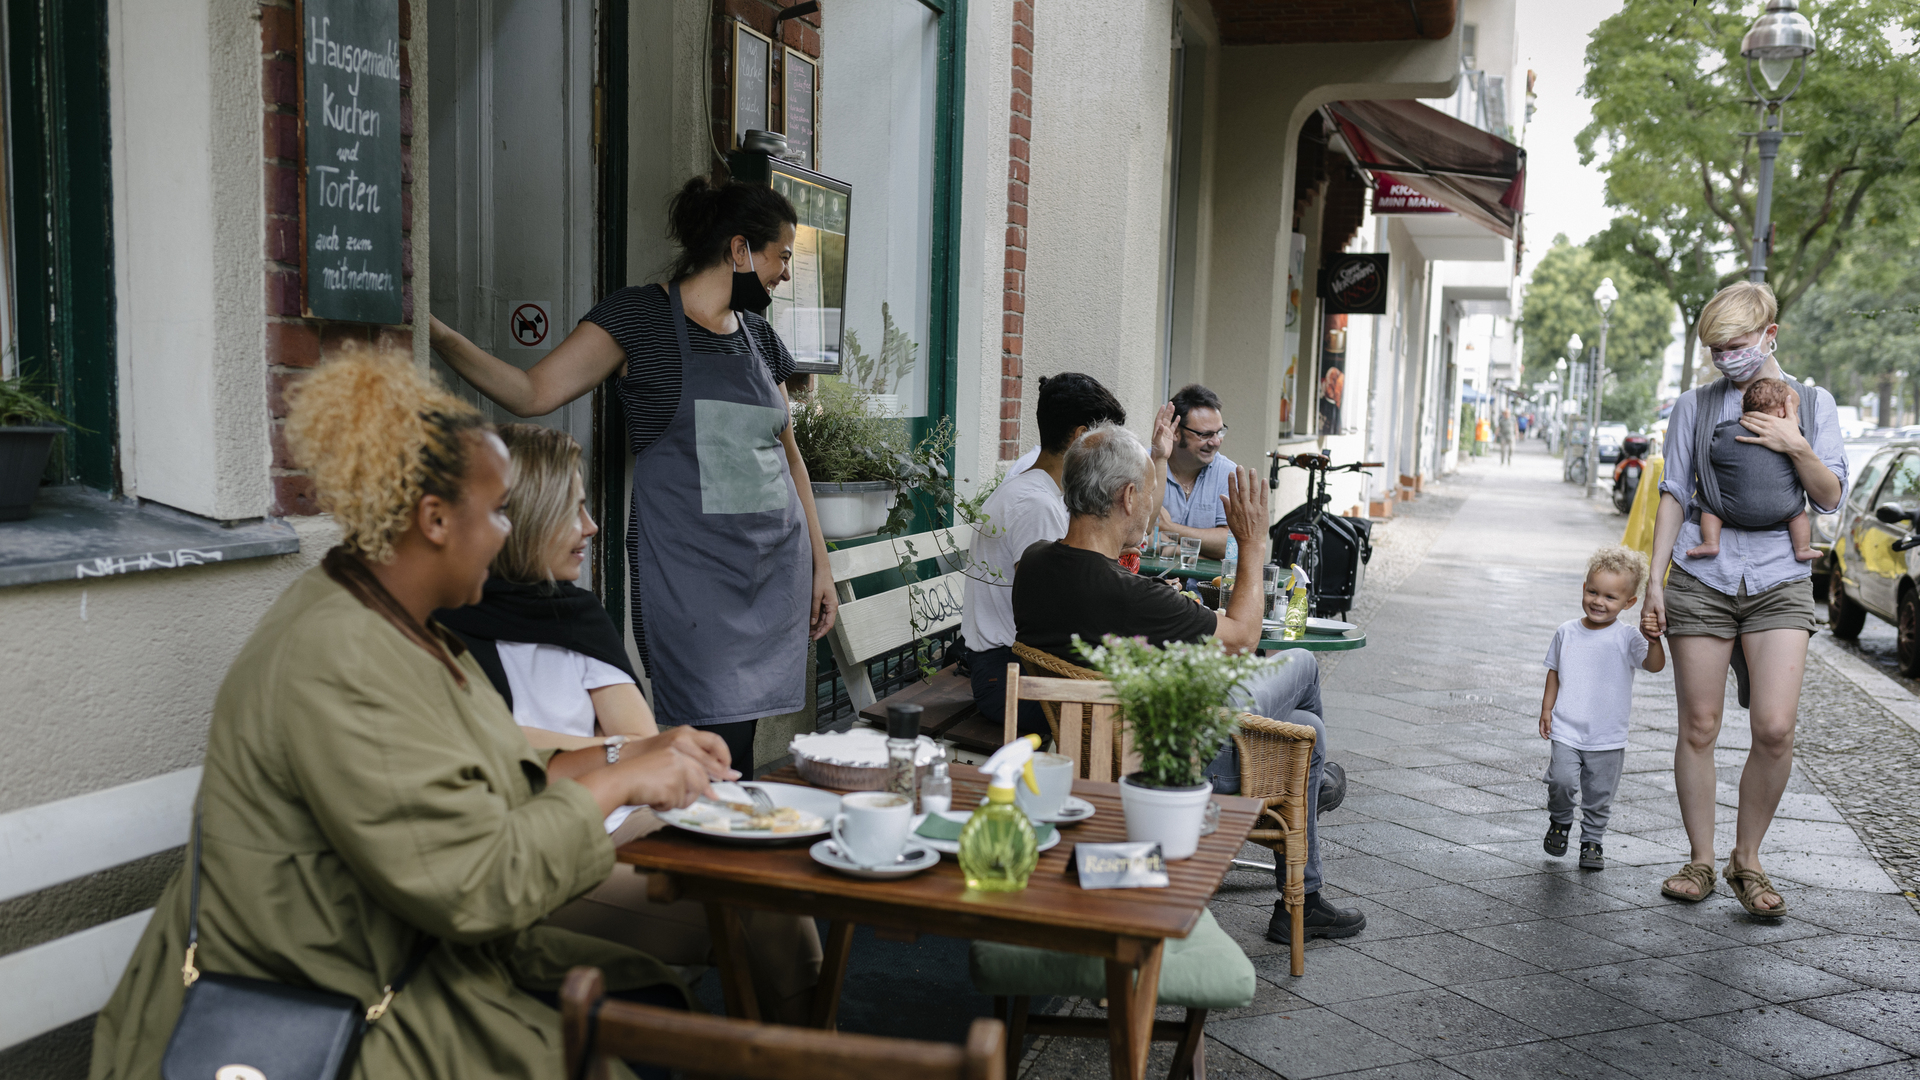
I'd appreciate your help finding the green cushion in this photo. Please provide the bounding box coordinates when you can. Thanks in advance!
[967,909,1255,1009]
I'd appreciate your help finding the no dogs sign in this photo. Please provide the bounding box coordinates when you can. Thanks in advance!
[508,301,552,349]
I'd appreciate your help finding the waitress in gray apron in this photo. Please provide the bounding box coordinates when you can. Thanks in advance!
[428,176,839,770]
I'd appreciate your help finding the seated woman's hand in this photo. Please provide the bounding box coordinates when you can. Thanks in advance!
[627,724,736,783]
[608,745,719,811]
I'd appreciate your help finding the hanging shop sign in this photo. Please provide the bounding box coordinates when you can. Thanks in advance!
[1372,176,1450,214]
[301,0,405,325]
[733,23,773,148]
[783,52,817,169]
[1317,253,1389,316]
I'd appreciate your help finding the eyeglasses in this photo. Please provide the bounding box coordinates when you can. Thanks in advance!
[1179,423,1228,441]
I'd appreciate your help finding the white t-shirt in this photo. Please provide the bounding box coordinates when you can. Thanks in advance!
[498,642,641,834]
[962,466,1069,651]
[1542,618,1649,752]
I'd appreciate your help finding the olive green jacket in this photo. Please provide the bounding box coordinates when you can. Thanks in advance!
[90,566,678,1079]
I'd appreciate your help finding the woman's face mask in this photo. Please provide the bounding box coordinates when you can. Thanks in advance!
[1710,331,1775,383]
[730,249,773,315]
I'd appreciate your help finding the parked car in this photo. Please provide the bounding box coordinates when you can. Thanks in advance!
[1594,423,1631,464]
[1812,436,1894,590]
[1828,440,1920,672]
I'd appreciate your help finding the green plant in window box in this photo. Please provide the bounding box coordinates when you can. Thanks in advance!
[841,302,919,404]
[0,372,77,521]
[791,376,955,541]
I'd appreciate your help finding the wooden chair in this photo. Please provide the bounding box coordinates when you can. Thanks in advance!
[824,529,1008,755]
[561,967,1005,1080]
[1007,642,1131,780]
[1002,645,1136,781]
[1232,714,1318,977]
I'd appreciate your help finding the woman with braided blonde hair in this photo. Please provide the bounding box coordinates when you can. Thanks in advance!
[91,343,736,1080]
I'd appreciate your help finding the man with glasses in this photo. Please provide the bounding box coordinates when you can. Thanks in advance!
[1158,384,1236,559]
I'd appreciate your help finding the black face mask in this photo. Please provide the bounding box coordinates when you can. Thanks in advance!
[730,251,772,315]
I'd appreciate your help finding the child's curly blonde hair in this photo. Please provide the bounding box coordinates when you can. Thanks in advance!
[284,343,487,564]
[1587,544,1650,597]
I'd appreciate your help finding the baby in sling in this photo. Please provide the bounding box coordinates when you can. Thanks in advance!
[1685,377,1817,563]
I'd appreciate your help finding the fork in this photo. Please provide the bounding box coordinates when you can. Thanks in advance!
[708,780,776,817]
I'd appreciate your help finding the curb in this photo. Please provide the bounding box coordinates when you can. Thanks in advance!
[1807,631,1920,738]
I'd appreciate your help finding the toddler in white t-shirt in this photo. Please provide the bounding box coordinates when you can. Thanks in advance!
[1537,545,1666,870]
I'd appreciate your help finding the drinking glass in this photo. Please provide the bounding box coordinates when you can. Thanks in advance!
[1178,535,1202,570]
[1263,563,1282,618]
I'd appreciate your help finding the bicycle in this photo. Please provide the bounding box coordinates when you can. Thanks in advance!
[1266,451,1384,619]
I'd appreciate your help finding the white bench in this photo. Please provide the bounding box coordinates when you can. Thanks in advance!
[822,527,1004,753]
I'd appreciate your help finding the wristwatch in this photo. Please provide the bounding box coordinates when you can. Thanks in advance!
[604,736,630,764]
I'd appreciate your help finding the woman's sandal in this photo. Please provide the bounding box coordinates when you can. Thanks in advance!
[1723,861,1789,918]
[1660,861,1716,903]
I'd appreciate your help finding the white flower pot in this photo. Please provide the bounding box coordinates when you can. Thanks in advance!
[1119,773,1215,861]
[811,481,896,540]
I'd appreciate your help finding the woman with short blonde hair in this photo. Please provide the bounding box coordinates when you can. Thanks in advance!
[1641,281,1847,918]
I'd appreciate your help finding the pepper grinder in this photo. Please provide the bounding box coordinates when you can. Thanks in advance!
[885,703,923,803]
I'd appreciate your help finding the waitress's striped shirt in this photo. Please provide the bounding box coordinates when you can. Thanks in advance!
[581,283,799,676]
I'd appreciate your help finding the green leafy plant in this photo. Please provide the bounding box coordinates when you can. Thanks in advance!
[842,303,919,397]
[1075,634,1276,789]
[0,374,72,428]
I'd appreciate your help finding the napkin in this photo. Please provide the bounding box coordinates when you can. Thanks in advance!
[916,813,1055,845]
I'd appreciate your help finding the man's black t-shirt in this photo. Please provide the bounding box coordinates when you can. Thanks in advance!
[1011,540,1218,664]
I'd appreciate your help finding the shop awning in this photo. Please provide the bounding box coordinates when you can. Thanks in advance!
[1326,99,1526,242]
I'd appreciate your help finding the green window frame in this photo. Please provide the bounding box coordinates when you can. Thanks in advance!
[5,0,116,490]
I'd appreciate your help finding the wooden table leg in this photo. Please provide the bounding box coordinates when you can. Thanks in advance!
[704,903,761,1022]
[1104,940,1165,1080]
[809,920,857,1029]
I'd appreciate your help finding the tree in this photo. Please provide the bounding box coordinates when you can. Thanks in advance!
[1788,228,1920,426]
[1580,0,1920,318]
[1519,236,1675,430]
[1587,211,1727,394]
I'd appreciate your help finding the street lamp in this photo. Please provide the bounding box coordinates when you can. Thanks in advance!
[1740,0,1818,283]
[1586,279,1619,500]
[1552,357,1568,450]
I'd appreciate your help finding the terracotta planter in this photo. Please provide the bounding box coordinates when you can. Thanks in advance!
[0,425,61,521]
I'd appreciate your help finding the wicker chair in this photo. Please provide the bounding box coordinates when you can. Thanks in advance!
[1233,714,1317,976]
[1009,642,1128,779]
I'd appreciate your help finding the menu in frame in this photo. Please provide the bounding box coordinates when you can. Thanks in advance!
[783,51,816,168]
[300,0,405,325]
[766,161,850,373]
[732,23,772,146]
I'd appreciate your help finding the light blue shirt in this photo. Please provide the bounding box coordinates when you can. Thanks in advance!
[1162,452,1237,529]
[1659,381,1847,596]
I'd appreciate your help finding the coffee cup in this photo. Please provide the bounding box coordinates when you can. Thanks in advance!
[1015,751,1074,820]
[830,791,913,869]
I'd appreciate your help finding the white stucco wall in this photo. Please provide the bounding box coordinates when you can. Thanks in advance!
[952,0,1013,496]
[108,0,268,521]
[1019,0,1176,447]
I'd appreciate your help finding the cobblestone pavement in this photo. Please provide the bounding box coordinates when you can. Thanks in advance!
[1018,440,1920,1080]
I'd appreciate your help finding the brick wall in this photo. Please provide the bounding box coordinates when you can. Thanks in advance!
[259,0,417,517]
[1210,0,1455,47]
[712,0,823,161]
[999,0,1034,461]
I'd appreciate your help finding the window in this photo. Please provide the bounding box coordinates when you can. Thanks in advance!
[1850,449,1895,512]
[817,0,943,419]
[5,0,116,489]
[1879,452,1920,512]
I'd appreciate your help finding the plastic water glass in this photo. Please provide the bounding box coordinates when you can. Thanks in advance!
[1263,563,1282,618]
[1178,535,1202,570]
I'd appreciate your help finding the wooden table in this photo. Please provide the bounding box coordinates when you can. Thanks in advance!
[1258,628,1367,652]
[619,769,1259,1080]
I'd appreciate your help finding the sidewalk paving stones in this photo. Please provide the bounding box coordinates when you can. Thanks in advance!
[979,445,1920,1078]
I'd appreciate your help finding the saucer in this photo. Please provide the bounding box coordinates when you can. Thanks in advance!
[1031,795,1096,824]
[915,810,1063,857]
[809,839,939,880]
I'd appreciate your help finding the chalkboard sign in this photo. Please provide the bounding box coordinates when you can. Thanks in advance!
[783,52,815,168]
[301,0,405,325]
[732,24,772,149]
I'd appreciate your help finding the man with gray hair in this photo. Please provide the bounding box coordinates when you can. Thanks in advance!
[1012,411,1364,945]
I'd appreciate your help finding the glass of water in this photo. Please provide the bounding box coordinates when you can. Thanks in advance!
[1178,535,1202,570]
[1263,563,1282,618]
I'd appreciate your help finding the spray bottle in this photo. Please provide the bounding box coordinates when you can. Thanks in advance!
[958,734,1042,891]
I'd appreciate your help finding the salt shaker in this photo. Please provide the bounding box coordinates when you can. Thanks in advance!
[920,751,953,816]
[885,703,923,803]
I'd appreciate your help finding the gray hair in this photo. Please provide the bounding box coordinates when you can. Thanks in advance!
[1062,422,1151,518]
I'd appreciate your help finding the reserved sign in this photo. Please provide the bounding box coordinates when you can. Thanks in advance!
[1073,842,1169,890]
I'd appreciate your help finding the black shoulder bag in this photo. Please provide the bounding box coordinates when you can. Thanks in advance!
[160,812,434,1080]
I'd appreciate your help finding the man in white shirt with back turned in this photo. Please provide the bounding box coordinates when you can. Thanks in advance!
[962,373,1127,739]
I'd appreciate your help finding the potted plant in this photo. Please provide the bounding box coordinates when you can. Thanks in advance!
[0,374,70,521]
[841,303,918,418]
[1077,634,1274,859]
[792,376,954,540]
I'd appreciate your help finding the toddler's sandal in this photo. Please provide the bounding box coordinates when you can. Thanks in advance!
[1660,861,1715,903]
[1723,863,1789,918]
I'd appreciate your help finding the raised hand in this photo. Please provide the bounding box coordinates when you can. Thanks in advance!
[1150,402,1176,462]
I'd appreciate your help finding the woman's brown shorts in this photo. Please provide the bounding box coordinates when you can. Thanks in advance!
[1664,567,1818,637]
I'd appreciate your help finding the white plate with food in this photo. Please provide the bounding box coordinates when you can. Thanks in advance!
[656,782,840,846]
